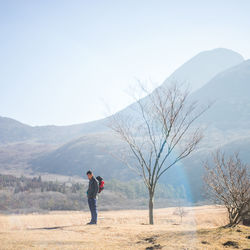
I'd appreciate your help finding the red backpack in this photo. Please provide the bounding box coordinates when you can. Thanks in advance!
[96,176,104,193]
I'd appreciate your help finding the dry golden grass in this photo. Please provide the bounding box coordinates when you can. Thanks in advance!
[0,205,249,250]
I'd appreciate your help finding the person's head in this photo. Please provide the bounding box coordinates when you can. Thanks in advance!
[86,170,93,180]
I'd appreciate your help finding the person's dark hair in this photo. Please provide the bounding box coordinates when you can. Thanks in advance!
[86,170,92,175]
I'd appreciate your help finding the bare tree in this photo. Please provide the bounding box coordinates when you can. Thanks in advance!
[108,82,208,224]
[173,200,188,224]
[203,151,250,227]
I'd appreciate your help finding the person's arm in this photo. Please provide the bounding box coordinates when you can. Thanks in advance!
[93,179,99,196]
[88,180,95,198]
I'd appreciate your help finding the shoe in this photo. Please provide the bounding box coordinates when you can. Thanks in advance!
[86,222,97,225]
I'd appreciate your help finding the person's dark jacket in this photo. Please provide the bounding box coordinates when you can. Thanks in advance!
[87,176,99,199]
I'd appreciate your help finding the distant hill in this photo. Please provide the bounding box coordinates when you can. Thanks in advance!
[0,116,107,144]
[30,133,132,180]
[0,117,32,143]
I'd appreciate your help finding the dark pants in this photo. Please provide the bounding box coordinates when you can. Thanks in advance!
[88,198,97,224]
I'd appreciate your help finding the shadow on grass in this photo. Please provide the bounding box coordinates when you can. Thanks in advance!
[27,225,81,230]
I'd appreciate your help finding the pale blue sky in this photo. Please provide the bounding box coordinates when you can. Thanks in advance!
[0,0,250,126]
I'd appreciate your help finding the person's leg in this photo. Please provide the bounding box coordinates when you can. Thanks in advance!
[88,198,94,223]
[92,198,97,224]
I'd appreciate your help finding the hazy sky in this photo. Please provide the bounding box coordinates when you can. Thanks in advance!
[1,0,250,126]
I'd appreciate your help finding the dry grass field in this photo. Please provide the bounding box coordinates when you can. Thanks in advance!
[0,205,249,250]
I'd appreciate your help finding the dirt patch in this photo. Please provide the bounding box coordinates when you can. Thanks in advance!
[145,244,162,250]
[223,240,239,248]
[144,236,157,243]
[143,235,163,249]
[201,240,209,244]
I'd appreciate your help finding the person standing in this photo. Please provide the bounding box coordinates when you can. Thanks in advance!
[86,170,99,225]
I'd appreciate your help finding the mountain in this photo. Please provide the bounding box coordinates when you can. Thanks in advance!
[163,48,244,92]
[0,48,244,144]
[27,56,250,203]
[117,48,244,119]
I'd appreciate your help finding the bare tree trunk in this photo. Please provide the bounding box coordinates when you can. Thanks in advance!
[226,208,241,227]
[149,190,154,225]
